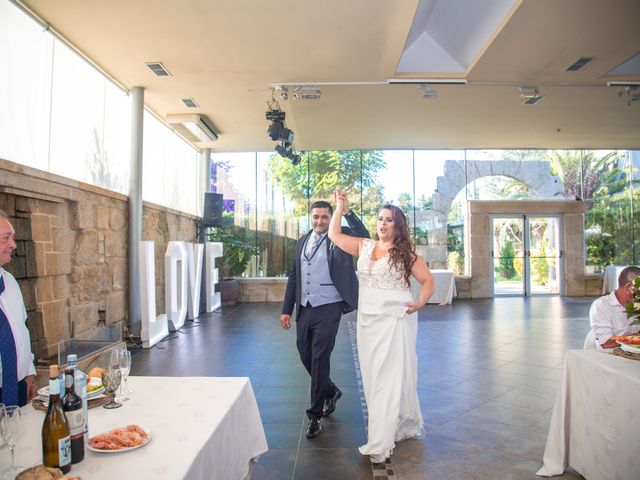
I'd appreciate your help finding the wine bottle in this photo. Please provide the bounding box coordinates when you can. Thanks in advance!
[63,367,85,463]
[42,364,72,473]
[67,354,88,445]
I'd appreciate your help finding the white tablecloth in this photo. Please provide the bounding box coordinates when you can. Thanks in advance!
[15,376,268,480]
[602,265,628,294]
[411,269,456,305]
[537,350,640,479]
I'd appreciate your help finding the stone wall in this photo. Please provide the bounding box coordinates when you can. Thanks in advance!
[143,205,198,313]
[1,157,197,364]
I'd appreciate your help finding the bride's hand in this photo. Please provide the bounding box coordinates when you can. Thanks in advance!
[334,188,348,214]
[405,301,424,314]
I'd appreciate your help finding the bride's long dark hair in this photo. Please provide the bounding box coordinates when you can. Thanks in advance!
[376,204,416,285]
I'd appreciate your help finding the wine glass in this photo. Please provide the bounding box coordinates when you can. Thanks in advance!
[118,348,132,401]
[101,368,122,409]
[101,349,123,409]
[0,405,24,479]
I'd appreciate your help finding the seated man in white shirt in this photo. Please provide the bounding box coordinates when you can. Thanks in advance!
[589,265,640,349]
[0,209,37,407]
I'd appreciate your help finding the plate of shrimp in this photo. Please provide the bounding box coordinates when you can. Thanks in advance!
[88,424,151,453]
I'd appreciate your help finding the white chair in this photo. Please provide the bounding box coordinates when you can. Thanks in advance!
[583,329,600,350]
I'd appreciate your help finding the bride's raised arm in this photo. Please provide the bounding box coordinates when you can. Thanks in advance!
[328,189,362,257]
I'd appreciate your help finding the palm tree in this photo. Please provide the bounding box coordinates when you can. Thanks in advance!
[546,150,626,200]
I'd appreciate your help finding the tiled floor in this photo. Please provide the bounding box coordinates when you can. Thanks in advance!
[130,297,592,479]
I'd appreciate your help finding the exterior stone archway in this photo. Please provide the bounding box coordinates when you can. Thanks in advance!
[417,160,564,269]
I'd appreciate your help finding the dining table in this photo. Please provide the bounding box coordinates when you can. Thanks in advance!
[14,376,268,479]
[537,349,640,480]
[410,269,457,305]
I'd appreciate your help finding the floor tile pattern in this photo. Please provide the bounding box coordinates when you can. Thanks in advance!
[129,297,592,479]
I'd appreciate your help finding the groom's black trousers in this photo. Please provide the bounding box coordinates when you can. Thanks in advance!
[296,301,342,420]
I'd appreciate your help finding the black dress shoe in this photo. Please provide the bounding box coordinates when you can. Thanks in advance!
[322,388,342,417]
[306,418,323,438]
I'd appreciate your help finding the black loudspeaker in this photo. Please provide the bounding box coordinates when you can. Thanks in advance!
[202,192,224,227]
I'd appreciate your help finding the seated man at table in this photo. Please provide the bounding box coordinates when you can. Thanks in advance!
[0,209,37,406]
[589,265,640,349]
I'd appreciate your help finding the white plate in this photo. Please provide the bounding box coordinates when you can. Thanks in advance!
[87,427,151,453]
[619,342,640,354]
[38,380,105,398]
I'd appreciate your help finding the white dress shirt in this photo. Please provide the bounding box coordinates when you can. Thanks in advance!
[0,268,36,387]
[589,290,640,347]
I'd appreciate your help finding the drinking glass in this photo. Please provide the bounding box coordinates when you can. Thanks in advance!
[0,405,24,479]
[102,349,123,409]
[118,348,132,401]
[101,368,122,409]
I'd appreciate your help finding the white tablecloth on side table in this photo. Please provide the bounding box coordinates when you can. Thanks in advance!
[602,265,629,294]
[537,350,640,479]
[17,376,268,480]
[411,270,456,305]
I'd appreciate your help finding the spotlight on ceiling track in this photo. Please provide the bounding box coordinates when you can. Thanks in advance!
[519,87,545,105]
[607,82,640,106]
[274,143,288,157]
[417,84,438,99]
[266,88,300,164]
[290,87,321,101]
[274,142,301,166]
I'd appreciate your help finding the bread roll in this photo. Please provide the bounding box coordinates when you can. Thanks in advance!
[88,367,104,379]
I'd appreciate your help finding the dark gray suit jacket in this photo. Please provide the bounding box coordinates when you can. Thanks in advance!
[281,211,369,319]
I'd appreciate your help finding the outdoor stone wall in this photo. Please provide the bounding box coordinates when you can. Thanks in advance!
[238,277,288,303]
[424,159,563,269]
[0,157,197,364]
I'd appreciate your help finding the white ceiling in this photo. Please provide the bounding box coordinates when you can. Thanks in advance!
[18,0,640,152]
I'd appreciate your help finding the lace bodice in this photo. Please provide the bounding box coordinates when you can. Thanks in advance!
[357,238,408,291]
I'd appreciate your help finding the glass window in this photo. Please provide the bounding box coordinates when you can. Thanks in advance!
[49,40,106,184]
[102,83,131,195]
[257,152,299,276]
[583,149,635,271]
[210,152,258,276]
[0,2,53,170]
[414,150,464,272]
[142,111,199,215]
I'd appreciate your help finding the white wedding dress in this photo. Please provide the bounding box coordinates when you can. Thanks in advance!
[356,238,423,461]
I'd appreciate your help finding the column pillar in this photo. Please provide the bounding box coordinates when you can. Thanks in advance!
[128,86,144,335]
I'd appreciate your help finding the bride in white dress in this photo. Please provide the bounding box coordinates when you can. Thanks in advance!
[328,189,434,464]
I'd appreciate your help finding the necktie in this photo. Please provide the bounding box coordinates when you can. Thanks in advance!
[307,233,321,257]
[0,275,19,407]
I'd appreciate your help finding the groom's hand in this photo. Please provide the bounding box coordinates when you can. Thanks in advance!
[280,314,292,330]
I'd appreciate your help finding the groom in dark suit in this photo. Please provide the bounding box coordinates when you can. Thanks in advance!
[280,199,369,438]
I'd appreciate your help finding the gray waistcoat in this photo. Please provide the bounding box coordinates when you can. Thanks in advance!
[300,234,342,307]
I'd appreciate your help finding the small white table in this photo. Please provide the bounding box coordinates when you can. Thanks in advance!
[411,270,457,305]
[602,265,629,294]
[16,376,268,480]
[537,350,640,479]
